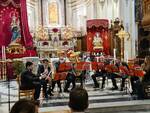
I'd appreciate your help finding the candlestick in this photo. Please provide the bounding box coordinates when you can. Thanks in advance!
[126,52,128,63]
[113,48,116,63]
[2,46,4,61]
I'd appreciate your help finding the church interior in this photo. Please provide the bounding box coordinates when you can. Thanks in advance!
[0,0,150,113]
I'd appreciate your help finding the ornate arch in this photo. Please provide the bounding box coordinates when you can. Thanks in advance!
[0,0,20,8]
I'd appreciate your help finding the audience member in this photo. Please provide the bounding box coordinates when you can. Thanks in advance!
[69,87,88,113]
[10,99,39,113]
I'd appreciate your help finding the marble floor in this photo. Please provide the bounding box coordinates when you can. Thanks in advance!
[0,79,150,113]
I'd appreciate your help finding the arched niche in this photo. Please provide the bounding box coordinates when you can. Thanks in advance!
[43,0,62,27]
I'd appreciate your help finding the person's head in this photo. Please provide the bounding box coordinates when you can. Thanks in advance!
[144,56,150,64]
[43,59,49,67]
[69,87,89,112]
[26,61,33,71]
[10,99,39,113]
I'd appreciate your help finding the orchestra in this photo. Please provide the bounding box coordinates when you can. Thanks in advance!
[34,51,148,99]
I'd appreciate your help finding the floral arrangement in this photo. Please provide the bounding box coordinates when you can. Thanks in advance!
[13,60,25,76]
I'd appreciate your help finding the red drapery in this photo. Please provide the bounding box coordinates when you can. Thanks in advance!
[0,0,33,47]
[86,19,110,55]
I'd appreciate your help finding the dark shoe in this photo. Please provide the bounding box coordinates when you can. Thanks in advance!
[111,87,118,90]
[64,90,69,93]
[59,90,62,93]
[45,94,48,99]
[48,92,53,96]
[130,91,136,95]
[101,85,105,89]
[120,87,123,91]
[93,85,99,88]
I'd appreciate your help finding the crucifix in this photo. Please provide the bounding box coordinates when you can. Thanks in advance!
[116,28,130,61]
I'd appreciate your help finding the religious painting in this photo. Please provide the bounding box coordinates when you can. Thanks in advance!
[48,1,59,25]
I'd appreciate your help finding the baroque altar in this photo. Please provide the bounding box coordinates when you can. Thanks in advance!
[35,26,77,59]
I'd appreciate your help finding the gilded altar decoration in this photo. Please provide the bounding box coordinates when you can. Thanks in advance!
[93,32,103,49]
[35,25,49,41]
[48,1,59,25]
[61,25,74,40]
[7,43,24,54]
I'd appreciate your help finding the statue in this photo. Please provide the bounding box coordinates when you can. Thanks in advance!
[51,33,59,48]
[7,13,23,54]
[93,32,103,49]
[10,13,21,44]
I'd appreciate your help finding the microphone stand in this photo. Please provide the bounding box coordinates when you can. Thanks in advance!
[8,77,11,112]
[6,61,11,112]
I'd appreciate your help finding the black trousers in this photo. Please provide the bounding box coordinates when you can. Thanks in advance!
[110,73,128,89]
[64,73,76,91]
[76,70,86,87]
[91,71,106,88]
[130,76,140,93]
[34,83,41,100]
[40,79,48,97]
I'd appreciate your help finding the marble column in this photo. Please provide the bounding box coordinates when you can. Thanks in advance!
[119,0,138,60]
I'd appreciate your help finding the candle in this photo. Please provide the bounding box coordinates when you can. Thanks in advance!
[4,46,6,61]
[2,46,4,61]
[113,48,116,62]
[126,52,128,63]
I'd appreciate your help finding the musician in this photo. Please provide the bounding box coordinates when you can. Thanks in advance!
[119,62,130,91]
[142,56,150,82]
[21,61,41,100]
[37,59,53,98]
[64,63,76,92]
[51,60,62,93]
[104,60,119,90]
[135,56,150,99]
[91,61,107,89]
[129,60,140,95]
[109,61,129,91]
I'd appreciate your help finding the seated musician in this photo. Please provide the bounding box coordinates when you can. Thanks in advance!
[134,56,150,99]
[21,61,41,100]
[119,62,130,91]
[64,63,76,92]
[75,61,89,88]
[109,61,129,91]
[37,59,53,98]
[91,61,108,89]
[141,56,150,82]
[51,58,63,93]
[129,60,141,95]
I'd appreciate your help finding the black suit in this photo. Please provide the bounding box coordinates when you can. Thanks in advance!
[21,69,41,100]
[37,65,51,97]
